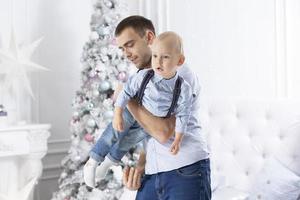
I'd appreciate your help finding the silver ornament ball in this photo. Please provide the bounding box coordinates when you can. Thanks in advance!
[93,89,100,97]
[99,81,111,91]
[90,31,99,40]
[117,63,127,71]
[87,118,96,127]
[103,110,114,119]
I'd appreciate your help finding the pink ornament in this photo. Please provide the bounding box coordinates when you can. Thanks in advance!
[84,133,94,142]
[111,37,117,45]
[117,72,127,81]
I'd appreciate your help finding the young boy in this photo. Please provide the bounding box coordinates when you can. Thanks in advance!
[84,31,192,188]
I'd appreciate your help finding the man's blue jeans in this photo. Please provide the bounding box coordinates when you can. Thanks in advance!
[136,158,211,200]
[89,108,147,163]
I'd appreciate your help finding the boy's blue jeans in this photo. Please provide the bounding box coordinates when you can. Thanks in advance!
[136,158,211,200]
[89,108,147,163]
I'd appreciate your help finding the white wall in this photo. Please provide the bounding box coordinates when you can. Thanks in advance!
[140,0,300,99]
[0,0,33,124]
[30,1,92,199]
[0,0,92,199]
[286,0,300,98]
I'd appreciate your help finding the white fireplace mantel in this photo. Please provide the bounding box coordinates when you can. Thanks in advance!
[0,124,51,200]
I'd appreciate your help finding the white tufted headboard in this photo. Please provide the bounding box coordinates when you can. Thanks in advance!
[199,97,300,192]
[120,97,300,199]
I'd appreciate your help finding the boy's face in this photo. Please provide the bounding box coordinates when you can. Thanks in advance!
[151,39,183,79]
[116,27,153,69]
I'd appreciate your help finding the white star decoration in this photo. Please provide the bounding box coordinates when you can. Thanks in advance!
[0,29,49,99]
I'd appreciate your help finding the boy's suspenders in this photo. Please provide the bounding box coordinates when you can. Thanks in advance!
[165,76,183,118]
[134,69,183,118]
[135,69,155,105]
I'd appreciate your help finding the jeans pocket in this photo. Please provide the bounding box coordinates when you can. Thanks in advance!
[176,163,202,177]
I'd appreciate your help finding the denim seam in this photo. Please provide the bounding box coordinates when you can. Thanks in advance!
[89,151,104,163]
[107,153,122,164]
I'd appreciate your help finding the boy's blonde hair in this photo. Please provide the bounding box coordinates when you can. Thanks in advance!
[156,31,184,55]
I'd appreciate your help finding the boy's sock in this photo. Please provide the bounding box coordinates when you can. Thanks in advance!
[83,158,98,188]
[95,157,118,180]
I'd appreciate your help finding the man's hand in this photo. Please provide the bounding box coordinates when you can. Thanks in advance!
[122,166,145,190]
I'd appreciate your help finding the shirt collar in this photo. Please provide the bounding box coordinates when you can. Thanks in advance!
[153,71,179,84]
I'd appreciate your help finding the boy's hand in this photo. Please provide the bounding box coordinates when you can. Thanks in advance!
[113,115,124,132]
[113,107,124,132]
[112,84,123,102]
[170,140,180,155]
[170,132,183,155]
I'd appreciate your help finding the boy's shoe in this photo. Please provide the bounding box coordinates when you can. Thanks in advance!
[83,158,98,188]
[95,157,116,180]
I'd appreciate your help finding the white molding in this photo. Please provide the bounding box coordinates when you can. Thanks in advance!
[274,0,288,98]
[138,0,145,16]
[48,138,71,144]
[46,139,70,155]
[165,0,170,30]
[157,0,167,33]
[42,139,69,175]
[137,0,169,33]
[40,175,60,181]
[47,148,68,155]
[10,0,14,28]
[145,0,152,19]
[43,164,61,171]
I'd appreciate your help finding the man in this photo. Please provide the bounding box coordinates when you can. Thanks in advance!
[115,15,211,200]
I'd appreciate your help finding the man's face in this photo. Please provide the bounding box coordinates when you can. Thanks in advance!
[116,27,152,69]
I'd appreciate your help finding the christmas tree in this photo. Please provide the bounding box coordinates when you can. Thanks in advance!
[51,0,136,199]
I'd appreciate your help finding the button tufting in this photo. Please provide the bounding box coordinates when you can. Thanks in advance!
[248,131,253,138]
[232,149,237,155]
[293,154,298,160]
[218,129,223,136]
[265,112,272,120]
[235,112,240,119]
[279,134,284,140]
[208,110,214,117]
[198,98,300,195]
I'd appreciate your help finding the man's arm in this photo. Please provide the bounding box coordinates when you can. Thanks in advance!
[113,83,176,143]
[127,100,175,143]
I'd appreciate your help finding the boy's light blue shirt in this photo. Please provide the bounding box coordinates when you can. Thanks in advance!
[115,68,192,134]
[144,64,210,174]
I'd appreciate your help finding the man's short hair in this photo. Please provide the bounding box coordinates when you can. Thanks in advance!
[115,15,155,37]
